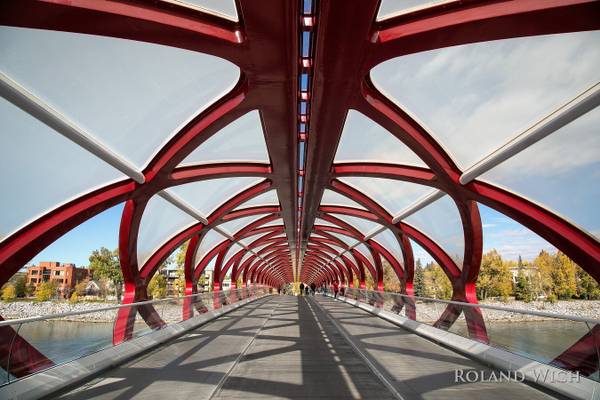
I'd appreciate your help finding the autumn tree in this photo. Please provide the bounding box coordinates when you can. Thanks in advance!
[576,265,600,300]
[35,280,58,301]
[514,269,534,302]
[476,250,512,301]
[148,274,167,299]
[2,284,16,301]
[382,261,402,292]
[423,263,452,299]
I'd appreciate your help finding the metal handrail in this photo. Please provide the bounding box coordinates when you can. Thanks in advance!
[341,288,600,325]
[0,287,266,327]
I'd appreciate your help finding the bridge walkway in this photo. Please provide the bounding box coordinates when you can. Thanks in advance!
[59,295,558,400]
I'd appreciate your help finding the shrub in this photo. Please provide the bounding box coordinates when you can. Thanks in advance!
[2,284,17,301]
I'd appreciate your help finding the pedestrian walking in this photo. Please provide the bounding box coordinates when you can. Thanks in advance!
[333,281,339,299]
[299,282,305,296]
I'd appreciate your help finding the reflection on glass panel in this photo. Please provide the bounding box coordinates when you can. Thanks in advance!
[223,243,244,265]
[0,26,239,169]
[176,0,238,21]
[138,195,197,267]
[218,215,266,236]
[338,177,431,216]
[377,0,448,20]
[355,243,375,266]
[262,218,284,228]
[203,257,217,271]
[335,110,426,166]
[233,189,279,209]
[404,195,464,267]
[329,232,359,247]
[314,218,339,228]
[371,31,600,169]
[328,214,383,235]
[169,177,263,216]
[195,229,228,267]
[479,204,557,261]
[27,204,123,268]
[481,107,600,240]
[320,189,367,210]
[372,229,403,266]
[180,111,269,166]
[0,98,125,241]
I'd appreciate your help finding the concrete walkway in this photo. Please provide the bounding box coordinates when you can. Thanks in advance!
[59,295,558,400]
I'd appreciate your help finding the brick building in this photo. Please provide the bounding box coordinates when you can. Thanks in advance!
[26,261,90,299]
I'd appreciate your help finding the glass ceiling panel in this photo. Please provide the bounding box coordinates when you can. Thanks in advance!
[355,243,375,266]
[481,106,600,241]
[377,0,448,21]
[261,218,284,228]
[372,229,404,266]
[224,243,244,265]
[218,215,266,236]
[328,214,383,236]
[169,177,264,216]
[175,0,239,21]
[179,111,269,166]
[138,195,197,268]
[338,177,431,216]
[335,110,426,166]
[371,31,600,169]
[0,98,125,241]
[479,204,556,261]
[320,189,367,210]
[0,26,239,170]
[194,229,227,268]
[314,218,339,228]
[329,232,359,248]
[233,189,279,210]
[404,195,464,268]
[240,251,255,266]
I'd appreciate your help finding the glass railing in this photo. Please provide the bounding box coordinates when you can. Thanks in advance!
[0,286,270,386]
[339,288,600,382]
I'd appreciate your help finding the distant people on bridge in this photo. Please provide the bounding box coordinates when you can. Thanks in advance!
[299,282,305,296]
[310,283,316,295]
[333,281,339,299]
[304,285,309,296]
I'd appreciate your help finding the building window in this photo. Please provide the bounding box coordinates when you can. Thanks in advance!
[30,278,37,283]
[31,270,38,275]
[54,270,64,276]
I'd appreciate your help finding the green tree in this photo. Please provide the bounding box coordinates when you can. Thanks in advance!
[576,265,600,300]
[476,250,513,301]
[148,274,167,299]
[89,247,123,300]
[175,241,188,268]
[423,263,452,299]
[35,280,58,301]
[2,284,17,301]
[11,275,27,298]
[413,258,425,297]
[514,269,534,302]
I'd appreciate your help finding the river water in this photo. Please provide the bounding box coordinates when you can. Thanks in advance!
[1,319,597,384]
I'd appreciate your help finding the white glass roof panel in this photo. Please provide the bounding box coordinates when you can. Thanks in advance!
[218,215,267,236]
[138,195,197,267]
[180,111,269,166]
[261,218,284,228]
[335,110,426,166]
[371,31,600,169]
[0,26,239,170]
[372,229,404,267]
[328,214,384,236]
[481,106,600,240]
[377,0,449,21]
[355,243,375,266]
[404,195,464,267]
[338,177,431,216]
[170,177,264,216]
[314,218,339,228]
[224,243,244,265]
[0,98,125,241]
[240,251,255,266]
[329,232,359,247]
[320,189,367,210]
[177,0,238,21]
[194,229,228,267]
[233,189,280,209]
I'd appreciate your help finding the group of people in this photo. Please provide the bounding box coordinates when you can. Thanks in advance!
[298,282,317,296]
[276,282,342,299]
